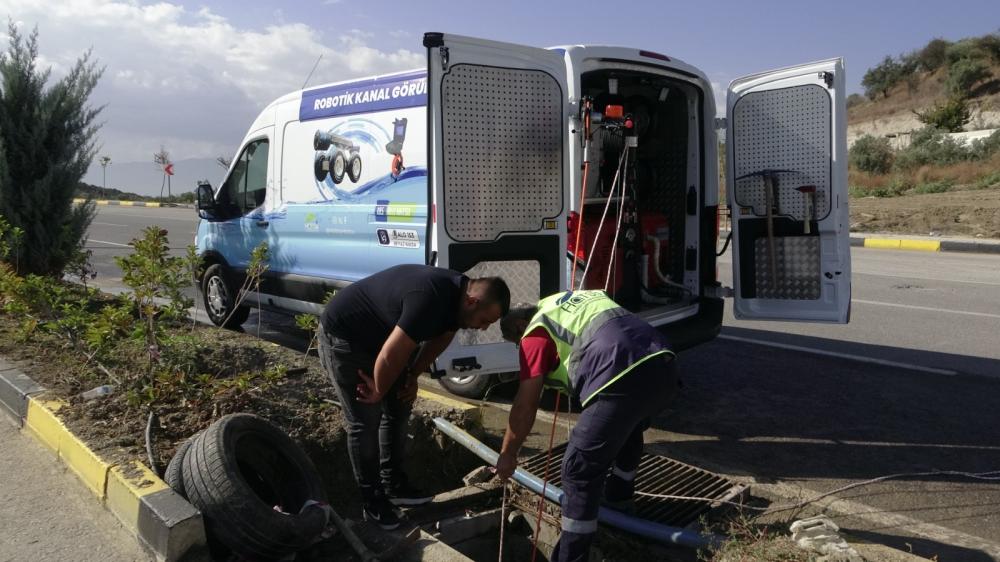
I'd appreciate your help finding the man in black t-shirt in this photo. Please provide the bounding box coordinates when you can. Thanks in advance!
[318,264,510,529]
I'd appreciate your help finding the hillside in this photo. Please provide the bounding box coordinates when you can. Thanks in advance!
[847,34,1000,142]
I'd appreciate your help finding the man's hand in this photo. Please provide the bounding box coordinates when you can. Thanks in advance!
[495,451,518,481]
[356,369,385,404]
[397,372,419,404]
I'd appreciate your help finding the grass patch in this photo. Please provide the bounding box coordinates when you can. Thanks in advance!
[910,179,954,194]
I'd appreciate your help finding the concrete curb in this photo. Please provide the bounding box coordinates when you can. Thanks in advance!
[73,198,194,209]
[0,366,207,562]
[417,387,483,427]
[850,235,1000,254]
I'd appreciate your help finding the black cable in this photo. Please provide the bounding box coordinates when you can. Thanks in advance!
[716,231,733,257]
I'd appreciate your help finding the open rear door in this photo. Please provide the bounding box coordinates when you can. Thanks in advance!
[424,32,568,374]
[726,59,851,323]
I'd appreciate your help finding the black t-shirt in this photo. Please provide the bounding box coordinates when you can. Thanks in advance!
[321,264,467,354]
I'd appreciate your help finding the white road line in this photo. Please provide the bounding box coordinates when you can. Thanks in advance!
[718,334,959,376]
[853,271,1000,287]
[88,239,131,247]
[91,222,127,227]
[853,299,1000,320]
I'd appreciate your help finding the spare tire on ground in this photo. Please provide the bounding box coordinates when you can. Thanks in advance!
[182,413,329,561]
[164,430,202,499]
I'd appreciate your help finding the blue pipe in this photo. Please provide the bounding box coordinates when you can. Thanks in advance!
[432,417,722,549]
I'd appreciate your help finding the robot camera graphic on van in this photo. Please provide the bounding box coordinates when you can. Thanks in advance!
[313,129,362,184]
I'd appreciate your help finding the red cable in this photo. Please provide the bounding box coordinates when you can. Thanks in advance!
[530,391,561,562]
[569,104,592,290]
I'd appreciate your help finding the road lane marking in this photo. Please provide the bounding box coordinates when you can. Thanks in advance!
[853,299,1000,320]
[88,239,131,247]
[738,436,1000,452]
[718,334,959,376]
[853,271,1000,287]
[91,222,128,227]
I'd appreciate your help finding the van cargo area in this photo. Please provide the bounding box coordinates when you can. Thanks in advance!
[571,68,700,313]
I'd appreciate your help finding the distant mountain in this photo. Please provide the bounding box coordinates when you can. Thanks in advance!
[82,157,228,198]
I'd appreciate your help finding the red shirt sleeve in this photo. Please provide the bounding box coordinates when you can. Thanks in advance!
[518,327,559,382]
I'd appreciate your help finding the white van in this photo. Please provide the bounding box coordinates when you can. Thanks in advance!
[195,32,851,398]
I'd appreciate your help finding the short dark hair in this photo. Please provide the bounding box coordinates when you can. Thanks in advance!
[501,303,537,342]
[470,276,511,316]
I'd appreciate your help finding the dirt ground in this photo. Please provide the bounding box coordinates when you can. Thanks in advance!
[850,188,1000,238]
[0,314,480,517]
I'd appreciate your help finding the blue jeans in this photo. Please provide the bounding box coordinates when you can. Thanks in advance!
[317,324,411,502]
[553,355,680,562]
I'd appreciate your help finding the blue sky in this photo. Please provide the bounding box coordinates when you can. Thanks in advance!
[2,0,997,180]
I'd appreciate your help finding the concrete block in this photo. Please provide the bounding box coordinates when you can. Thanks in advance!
[0,369,43,426]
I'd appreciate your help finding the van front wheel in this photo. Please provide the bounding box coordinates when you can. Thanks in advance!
[203,264,250,328]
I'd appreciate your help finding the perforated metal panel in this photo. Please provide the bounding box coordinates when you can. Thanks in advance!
[456,260,540,346]
[732,85,831,222]
[441,65,563,241]
[754,236,820,300]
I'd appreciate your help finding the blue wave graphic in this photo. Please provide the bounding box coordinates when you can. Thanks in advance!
[307,166,427,203]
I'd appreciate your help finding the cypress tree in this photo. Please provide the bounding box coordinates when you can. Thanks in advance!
[0,21,103,275]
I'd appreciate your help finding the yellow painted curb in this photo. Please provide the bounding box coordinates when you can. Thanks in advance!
[96,200,110,205]
[146,202,161,208]
[899,240,941,252]
[73,198,85,204]
[24,397,64,453]
[863,238,941,252]
[25,397,111,498]
[107,461,170,531]
[863,238,900,250]
[418,388,482,425]
[120,200,134,206]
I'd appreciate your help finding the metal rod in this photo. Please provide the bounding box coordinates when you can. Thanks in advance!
[431,417,722,549]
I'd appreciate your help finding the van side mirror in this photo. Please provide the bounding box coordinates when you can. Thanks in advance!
[196,181,215,214]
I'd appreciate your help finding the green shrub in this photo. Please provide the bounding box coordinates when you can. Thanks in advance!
[977,33,1000,64]
[946,58,991,98]
[969,129,1000,160]
[849,135,894,174]
[914,97,971,132]
[846,93,865,109]
[973,170,1000,189]
[918,38,951,71]
[911,179,953,194]
[862,56,904,99]
[894,127,970,171]
[945,39,985,65]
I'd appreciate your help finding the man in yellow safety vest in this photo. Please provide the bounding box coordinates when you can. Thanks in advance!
[495,290,679,561]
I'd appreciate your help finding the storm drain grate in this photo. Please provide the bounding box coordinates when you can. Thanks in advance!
[519,443,747,529]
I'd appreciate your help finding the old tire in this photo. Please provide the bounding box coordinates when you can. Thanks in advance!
[347,154,362,183]
[202,263,249,329]
[439,373,497,399]
[164,430,204,499]
[182,413,328,561]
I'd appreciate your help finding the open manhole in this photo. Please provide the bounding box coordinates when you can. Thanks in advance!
[520,443,747,528]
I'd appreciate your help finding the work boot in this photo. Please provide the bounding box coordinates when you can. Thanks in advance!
[384,475,434,506]
[362,496,401,530]
[602,472,637,514]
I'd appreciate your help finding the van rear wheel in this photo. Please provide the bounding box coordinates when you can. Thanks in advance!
[439,373,496,399]
[203,264,250,328]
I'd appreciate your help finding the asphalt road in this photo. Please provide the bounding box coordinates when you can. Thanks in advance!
[83,206,1000,561]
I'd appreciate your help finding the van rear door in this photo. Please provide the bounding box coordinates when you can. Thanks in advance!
[726,59,851,323]
[424,32,569,373]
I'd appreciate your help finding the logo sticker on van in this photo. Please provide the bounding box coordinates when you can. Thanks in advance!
[376,228,420,249]
[374,200,417,222]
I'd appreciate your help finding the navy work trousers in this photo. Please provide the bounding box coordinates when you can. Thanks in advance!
[317,324,411,502]
[552,355,680,562]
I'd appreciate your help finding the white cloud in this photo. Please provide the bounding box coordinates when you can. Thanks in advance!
[0,0,421,167]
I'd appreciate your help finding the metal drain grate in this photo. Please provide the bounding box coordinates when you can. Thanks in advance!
[519,443,747,529]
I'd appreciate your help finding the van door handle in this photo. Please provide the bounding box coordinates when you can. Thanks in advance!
[256,220,269,228]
